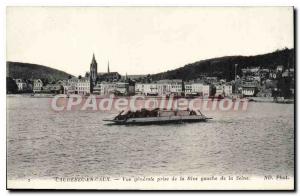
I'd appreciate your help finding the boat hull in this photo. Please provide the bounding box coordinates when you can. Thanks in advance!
[108,115,209,125]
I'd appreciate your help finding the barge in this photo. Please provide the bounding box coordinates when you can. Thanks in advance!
[104,108,212,125]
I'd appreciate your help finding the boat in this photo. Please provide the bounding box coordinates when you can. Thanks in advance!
[103,108,212,125]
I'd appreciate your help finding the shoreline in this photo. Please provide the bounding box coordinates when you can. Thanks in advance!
[6,93,294,104]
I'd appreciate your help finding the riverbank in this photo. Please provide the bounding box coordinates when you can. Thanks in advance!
[247,97,294,104]
[6,93,295,104]
[7,93,55,98]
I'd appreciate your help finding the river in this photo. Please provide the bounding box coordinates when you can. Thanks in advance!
[7,96,294,180]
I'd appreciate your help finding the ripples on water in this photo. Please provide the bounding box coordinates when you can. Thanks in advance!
[7,97,294,179]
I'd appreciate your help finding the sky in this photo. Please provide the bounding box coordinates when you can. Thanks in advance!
[6,7,294,76]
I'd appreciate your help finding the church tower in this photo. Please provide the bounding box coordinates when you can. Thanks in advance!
[90,54,98,91]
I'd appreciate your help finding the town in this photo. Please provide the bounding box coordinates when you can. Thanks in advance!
[7,54,295,101]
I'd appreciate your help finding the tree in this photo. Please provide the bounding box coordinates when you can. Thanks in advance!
[6,77,18,94]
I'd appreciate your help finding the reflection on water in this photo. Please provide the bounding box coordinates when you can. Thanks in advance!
[7,97,294,179]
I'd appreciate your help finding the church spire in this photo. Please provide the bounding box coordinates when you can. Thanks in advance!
[90,53,98,90]
[107,60,110,73]
[91,53,97,65]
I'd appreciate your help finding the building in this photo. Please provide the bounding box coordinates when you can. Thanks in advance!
[77,77,90,95]
[258,69,270,79]
[114,81,135,96]
[184,82,193,95]
[98,72,121,82]
[100,82,116,95]
[64,76,90,95]
[135,83,158,96]
[157,80,183,96]
[242,86,257,96]
[276,65,284,72]
[96,61,121,82]
[214,84,224,97]
[135,83,143,95]
[213,83,232,97]
[33,79,45,93]
[269,71,277,79]
[56,80,68,94]
[241,67,260,76]
[157,83,170,96]
[14,79,30,92]
[115,82,129,95]
[223,84,233,96]
[205,77,218,84]
[252,76,261,83]
[128,83,135,95]
[192,83,207,96]
[202,85,210,97]
[121,74,146,81]
[241,81,259,97]
[65,76,78,94]
[90,54,98,90]
[43,83,64,94]
[184,82,210,97]
[92,82,101,95]
[282,69,294,78]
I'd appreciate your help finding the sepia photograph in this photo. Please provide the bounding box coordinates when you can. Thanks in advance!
[6,6,294,190]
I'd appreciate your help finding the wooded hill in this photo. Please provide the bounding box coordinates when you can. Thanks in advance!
[7,61,72,81]
[151,48,294,81]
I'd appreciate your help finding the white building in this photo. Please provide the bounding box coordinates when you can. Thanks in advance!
[157,83,171,96]
[100,82,116,95]
[65,77,78,94]
[215,84,224,97]
[77,77,90,95]
[241,81,258,97]
[202,85,210,97]
[184,83,193,95]
[92,82,101,94]
[136,81,210,97]
[223,85,232,96]
[242,87,256,96]
[65,77,90,95]
[192,83,211,97]
[135,83,143,94]
[114,82,135,95]
[115,82,128,95]
[214,84,232,97]
[157,79,182,96]
[33,79,44,93]
[14,79,29,91]
[185,82,210,97]
[135,83,158,95]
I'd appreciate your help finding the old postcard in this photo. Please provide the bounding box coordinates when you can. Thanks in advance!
[6,6,294,190]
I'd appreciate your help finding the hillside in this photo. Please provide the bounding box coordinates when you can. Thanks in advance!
[151,48,294,81]
[7,62,72,81]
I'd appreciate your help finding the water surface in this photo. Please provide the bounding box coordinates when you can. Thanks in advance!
[7,97,294,179]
